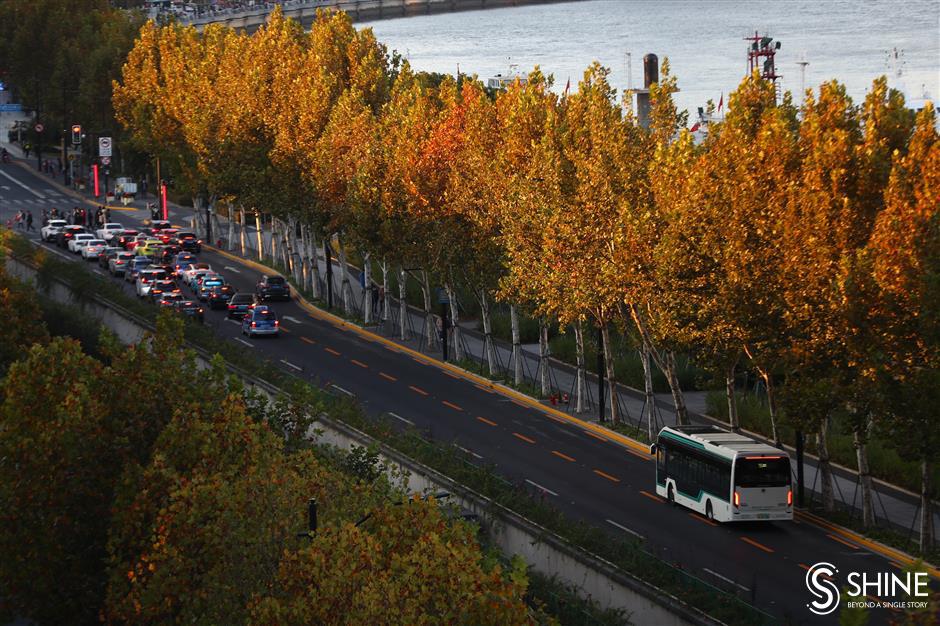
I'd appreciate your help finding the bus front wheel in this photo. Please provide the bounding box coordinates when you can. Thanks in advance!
[667,484,675,506]
[705,500,714,521]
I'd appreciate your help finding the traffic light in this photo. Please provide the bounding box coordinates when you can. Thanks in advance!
[71,124,82,145]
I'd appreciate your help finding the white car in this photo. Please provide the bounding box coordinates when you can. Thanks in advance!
[81,239,108,260]
[96,222,125,241]
[68,233,95,253]
[135,268,168,298]
[181,263,212,284]
[41,219,68,242]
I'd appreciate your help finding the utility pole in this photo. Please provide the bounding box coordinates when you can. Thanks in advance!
[597,326,605,423]
[795,430,805,507]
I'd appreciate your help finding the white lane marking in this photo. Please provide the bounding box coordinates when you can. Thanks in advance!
[389,412,414,426]
[234,337,254,348]
[1,185,10,190]
[458,445,483,459]
[0,168,46,199]
[702,568,751,592]
[44,189,61,196]
[330,384,354,397]
[283,315,302,324]
[606,519,644,540]
[226,318,241,325]
[280,359,302,372]
[223,266,241,273]
[525,479,559,497]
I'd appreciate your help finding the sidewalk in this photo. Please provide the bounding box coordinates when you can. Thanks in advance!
[7,138,935,547]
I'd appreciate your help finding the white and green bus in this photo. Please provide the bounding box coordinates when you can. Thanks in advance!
[651,425,793,522]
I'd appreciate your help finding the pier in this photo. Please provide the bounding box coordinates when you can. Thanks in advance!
[183,0,583,33]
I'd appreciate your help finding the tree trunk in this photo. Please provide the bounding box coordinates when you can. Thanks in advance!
[446,285,462,362]
[299,223,309,293]
[380,259,389,323]
[254,211,263,261]
[920,457,935,552]
[818,416,835,513]
[419,270,434,350]
[510,304,522,386]
[664,351,688,425]
[478,290,496,376]
[853,417,875,528]
[363,252,372,325]
[239,207,247,257]
[641,341,655,440]
[309,229,320,299]
[574,320,586,414]
[227,204,234,251]
[337,236,351,315]
[539,321,550,397]
[398,266,407,340]
[270,217,278,265]
[629,303,688,425]
[726,362,740,431]
[762,370,781,446]
[601,323,619,424]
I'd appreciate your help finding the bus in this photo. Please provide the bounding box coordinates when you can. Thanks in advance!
[651,425,793,522]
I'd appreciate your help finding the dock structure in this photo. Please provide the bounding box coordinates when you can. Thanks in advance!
[182,0,583,32]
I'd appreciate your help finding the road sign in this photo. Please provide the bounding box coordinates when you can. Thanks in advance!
[67,154,75,162]
[98,136,112,157]
[101,156,111,166]
[34,123,43,133]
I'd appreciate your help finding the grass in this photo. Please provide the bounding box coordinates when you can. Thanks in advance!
[5,231,773,626]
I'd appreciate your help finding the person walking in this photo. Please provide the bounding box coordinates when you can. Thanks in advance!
[23,143,30,158]
[25,211,34,231]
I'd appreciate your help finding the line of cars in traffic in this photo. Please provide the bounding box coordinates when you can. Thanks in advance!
[39,218,291,337]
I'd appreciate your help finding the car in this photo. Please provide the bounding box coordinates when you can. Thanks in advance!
[242,305,279,337]
[95,222,125,241]
[68,233,96,253]
[157,244,181,264]
[196,274,225,300]
[172,252,197,276]
[56,226,85,249]
[124,256,153,282]
[148,279,180,303]
[176,231,201,253]
[174,299,204,323]
[80,239,108,260]
[109,251,137,276]
[181,262,212,284]
[148,219,171,232]
[157,292,185,309]
[187,269,214,291]
[41,219,68,242]
[135,239,164,258]
[135,268,168,297]
[255,273,291,302]
[206,284,236,309]
[226,293,255,319]
[125,233,153,252]
[97,246,124,268]
[114,230,140,249]
[156,228,179,244]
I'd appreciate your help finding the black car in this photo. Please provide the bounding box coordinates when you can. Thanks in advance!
[158,244,180,264]
[255,274,290,302]
[176,231,201,253]
[174,299,204,322]
[207,284,236,309]
[98,246,124,269]
[227,293,254,319]
[56,225,85,249]
[114,230,139,249]
[124,256,153,283]
[148,279,179,303]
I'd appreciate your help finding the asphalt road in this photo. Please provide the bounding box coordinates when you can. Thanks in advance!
[1,160,929,625]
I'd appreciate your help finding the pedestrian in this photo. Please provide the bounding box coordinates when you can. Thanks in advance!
[23,143,30,158]
[13,211,22,229]
[26,211,34,231]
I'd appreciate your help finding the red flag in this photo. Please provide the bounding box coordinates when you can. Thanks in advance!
[718,93,724,112]
[564,77,570,97]
[690,122,701,132]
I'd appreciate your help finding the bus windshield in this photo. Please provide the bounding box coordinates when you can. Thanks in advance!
[735,457,791,488]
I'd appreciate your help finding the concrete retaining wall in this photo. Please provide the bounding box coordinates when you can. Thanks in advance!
[4,251,718,626]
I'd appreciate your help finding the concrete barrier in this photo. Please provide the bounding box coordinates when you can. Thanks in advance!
[5,250,723,626]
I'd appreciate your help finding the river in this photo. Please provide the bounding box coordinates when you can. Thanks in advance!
[361,0,939,116]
